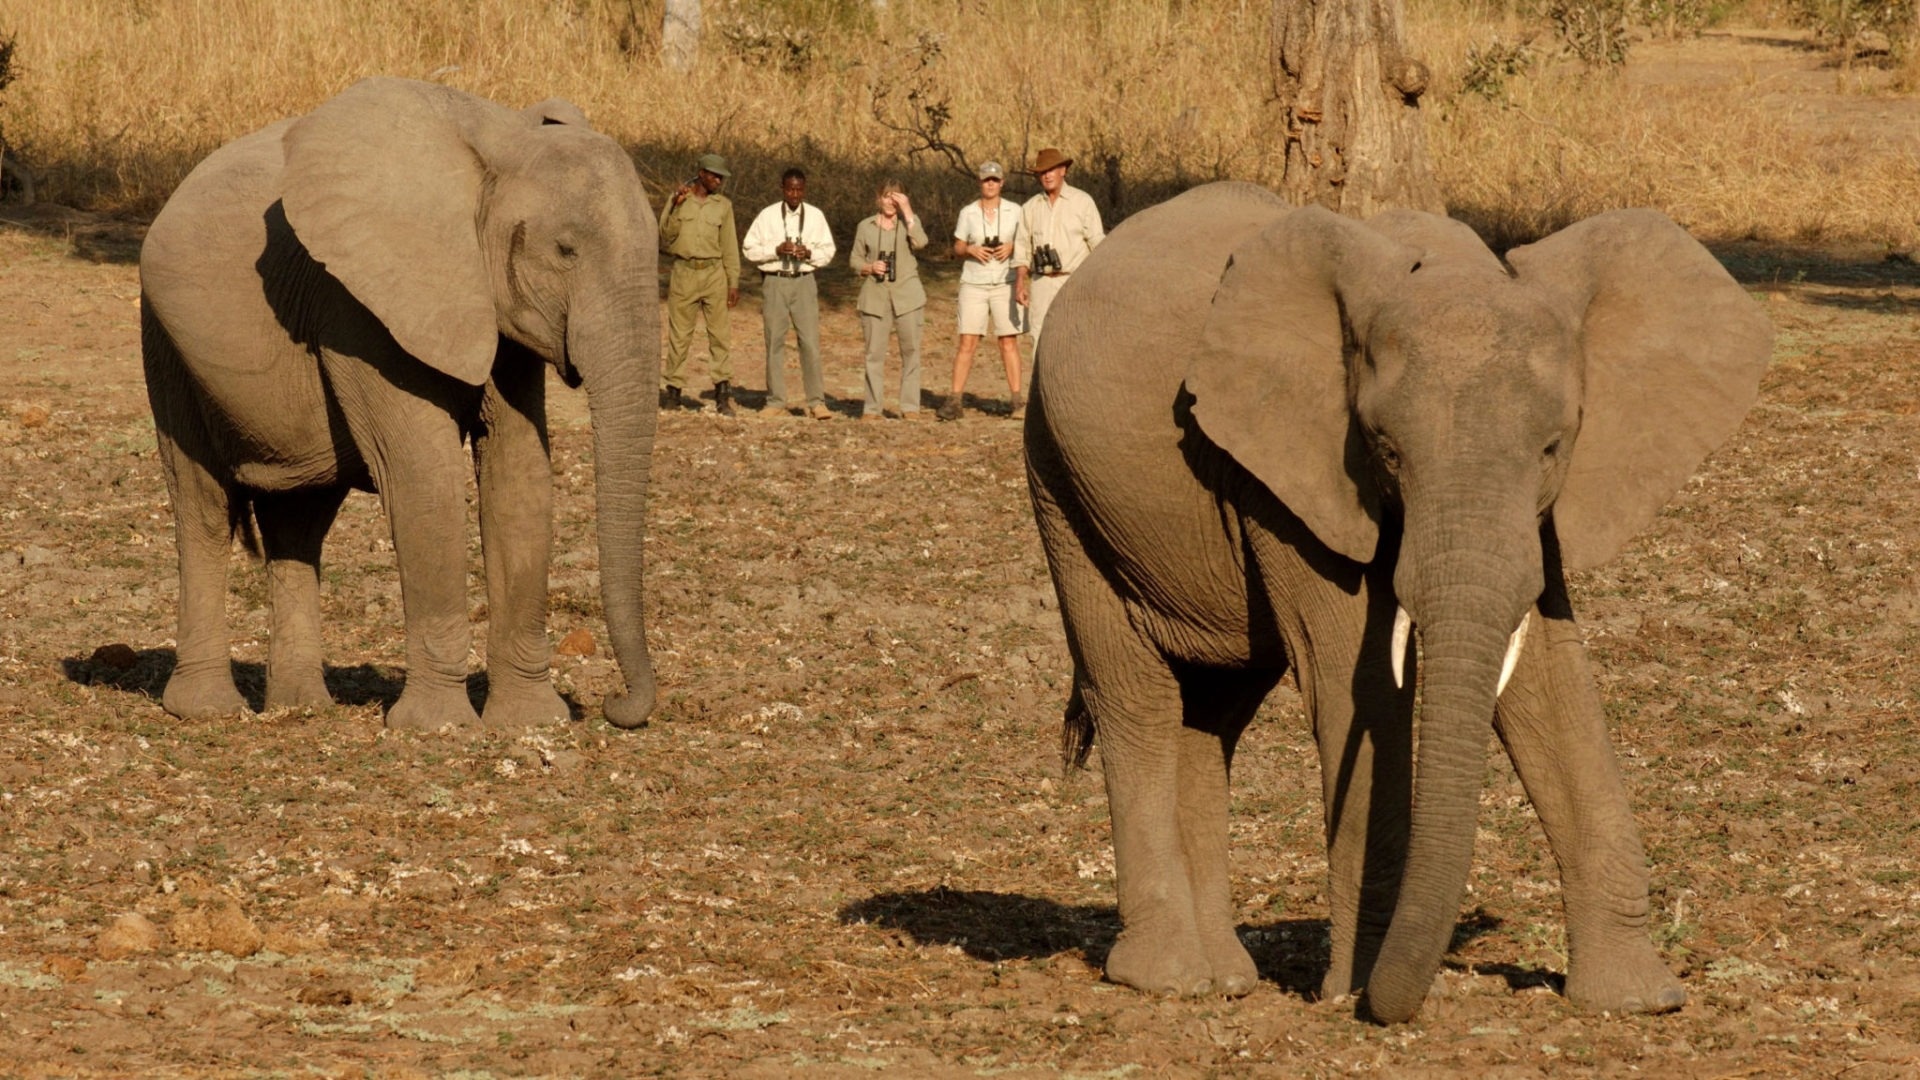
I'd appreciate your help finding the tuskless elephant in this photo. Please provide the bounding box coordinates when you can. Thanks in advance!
[1024,182,1772,1022]
[140,77,659,731]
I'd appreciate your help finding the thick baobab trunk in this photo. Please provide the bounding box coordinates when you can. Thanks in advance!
[662,0,701,73]
[1270,0,1443,216]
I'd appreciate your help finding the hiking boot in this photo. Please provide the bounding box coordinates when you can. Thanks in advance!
[714,380,735,417]
[809,403,833,420]
[659,385,682,411]
[936,397,963,422]
[1009,393,1026,420]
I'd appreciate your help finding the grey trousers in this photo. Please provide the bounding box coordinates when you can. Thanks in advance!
[861,305,925,414]
[761,273,823,408]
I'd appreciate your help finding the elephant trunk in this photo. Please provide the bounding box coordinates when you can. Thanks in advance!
[572,277,660,729]
[1365,512,1541,1024]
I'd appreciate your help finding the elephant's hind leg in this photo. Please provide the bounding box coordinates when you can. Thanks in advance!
[1494,600,1685,1016]
[255,488,348,710]
[1080,640,1216,996]
[145,306,246,719]
[1174,667,1279,997]
[1053,587,1232,993]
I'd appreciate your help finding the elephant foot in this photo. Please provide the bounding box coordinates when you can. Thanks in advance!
[1106,929,1215,997]
[1205,932,1259,997]
[1321,960,1356,1002]
[384,685,482,731]
[1320,921,1390,1001]
[162,668,247,719]
[264,674,334,712]
[1566,938,1686,1015]
[481,679,572,730]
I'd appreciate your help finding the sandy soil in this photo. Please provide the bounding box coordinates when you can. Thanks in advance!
[2,31,1919,1079]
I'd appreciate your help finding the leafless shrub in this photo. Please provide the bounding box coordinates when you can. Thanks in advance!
[1459,36,1539,99]
[1541,0,1634,66]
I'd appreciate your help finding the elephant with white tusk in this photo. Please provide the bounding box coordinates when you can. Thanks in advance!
[1024,182,1773,1023]
[140,77,661,731]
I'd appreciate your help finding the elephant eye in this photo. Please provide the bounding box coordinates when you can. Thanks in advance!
[556,240,579,260]
[1543,438,1561,459]
[1376,442,1402,475]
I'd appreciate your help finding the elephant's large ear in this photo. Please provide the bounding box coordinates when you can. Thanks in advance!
[1186,206,1422,565]
[280,77,499,386]
[1508,210,1773,570]
[523,98,591,128]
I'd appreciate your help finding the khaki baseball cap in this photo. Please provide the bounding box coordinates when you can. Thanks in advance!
[976,161,1005,180]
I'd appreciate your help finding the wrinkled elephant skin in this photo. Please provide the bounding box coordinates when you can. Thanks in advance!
[1025,183,1772,1022]
[141,78,660,731]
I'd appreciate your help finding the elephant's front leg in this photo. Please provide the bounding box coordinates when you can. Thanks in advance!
[1274,559,1414,1002]
[1493,597,1685,1015]
[327,354,482,730]
[1311,673,1416,1002]
[473,353,568,729]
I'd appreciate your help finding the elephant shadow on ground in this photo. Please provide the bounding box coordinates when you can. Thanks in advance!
[58,647,560,719]
[842,888,1327,996]
[840,888,1550,999]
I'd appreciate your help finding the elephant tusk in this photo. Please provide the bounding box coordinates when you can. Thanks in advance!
[1391,605,1413,690]
[1496,612,1531,697]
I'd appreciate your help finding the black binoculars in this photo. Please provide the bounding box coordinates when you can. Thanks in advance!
[880,251,897,282]
[981,234,1001,250]
[1033,244,1063,275]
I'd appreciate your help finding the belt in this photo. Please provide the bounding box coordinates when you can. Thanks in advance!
[1039,271,1071,278]
[764,269,813,278]
[673,255,721,267]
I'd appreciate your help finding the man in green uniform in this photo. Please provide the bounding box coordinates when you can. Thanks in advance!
[659,153,742,415]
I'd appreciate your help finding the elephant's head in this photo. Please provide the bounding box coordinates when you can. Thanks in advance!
[276,77,660,728]
[1186,206,1772,1021]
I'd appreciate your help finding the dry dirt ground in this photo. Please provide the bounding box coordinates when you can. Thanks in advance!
[3,33,1920,1080]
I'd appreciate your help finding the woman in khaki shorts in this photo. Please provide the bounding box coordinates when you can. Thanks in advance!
[940,161,1026,421]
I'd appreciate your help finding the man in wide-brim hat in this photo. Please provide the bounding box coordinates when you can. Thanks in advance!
[1014,147,1105,354]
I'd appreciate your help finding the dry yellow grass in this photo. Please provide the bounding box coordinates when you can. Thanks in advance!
[0,0,1915,248]
[1413,5,1920,251]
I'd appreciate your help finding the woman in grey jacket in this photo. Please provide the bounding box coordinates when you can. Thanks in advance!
[849,181,931,419]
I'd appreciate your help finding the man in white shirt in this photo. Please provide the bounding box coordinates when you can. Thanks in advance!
[940,161,1025,421]
[1014,147,1105,348]
[742,168,837,419]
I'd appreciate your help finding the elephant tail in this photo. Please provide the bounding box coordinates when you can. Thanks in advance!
[230,493,262,560]
[1060,677,1094,774]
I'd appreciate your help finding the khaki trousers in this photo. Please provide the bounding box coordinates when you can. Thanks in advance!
[761,273,823,408]
[861,305,925,415]
[1028,273,1070,346]
[663,259,731,389]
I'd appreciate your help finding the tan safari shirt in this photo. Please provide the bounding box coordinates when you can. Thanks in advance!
[659,192,741,289]
[1015,182,1105,275]
[849,214,930,318]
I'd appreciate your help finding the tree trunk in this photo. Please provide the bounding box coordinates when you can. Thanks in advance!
[1270,0,1444,216]
[662,0,701,73]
